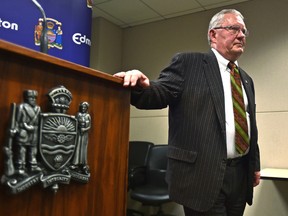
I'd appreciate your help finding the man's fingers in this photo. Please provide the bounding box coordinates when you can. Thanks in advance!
[114,70,149,87]
[113,71,126,78]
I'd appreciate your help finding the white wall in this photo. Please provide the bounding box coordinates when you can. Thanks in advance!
[91,0,288,215]
[90,17,123,74]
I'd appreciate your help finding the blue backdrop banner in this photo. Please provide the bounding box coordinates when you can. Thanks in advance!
[0,0,93,67]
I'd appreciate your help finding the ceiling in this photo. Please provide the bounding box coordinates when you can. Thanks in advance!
[92,0,252,28]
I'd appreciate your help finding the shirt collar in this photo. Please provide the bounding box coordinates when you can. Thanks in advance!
[211,48,239,71]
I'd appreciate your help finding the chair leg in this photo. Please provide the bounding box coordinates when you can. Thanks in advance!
[151,205,164,216]
[150,205,175,216]
[127,208,144,216]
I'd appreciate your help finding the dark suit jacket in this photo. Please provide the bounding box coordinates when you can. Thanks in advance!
[131,51,260,212]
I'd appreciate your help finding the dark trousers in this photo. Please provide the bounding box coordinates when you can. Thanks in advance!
[184,157,248,216]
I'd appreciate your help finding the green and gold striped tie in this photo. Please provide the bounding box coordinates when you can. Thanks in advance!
[229,62,249,154]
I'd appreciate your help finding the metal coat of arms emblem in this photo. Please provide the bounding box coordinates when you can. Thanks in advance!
[1,86,91,194]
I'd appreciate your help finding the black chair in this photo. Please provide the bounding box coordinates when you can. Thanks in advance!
[128,141,154,190]
[129,145,174,216]
[127,141,154,216]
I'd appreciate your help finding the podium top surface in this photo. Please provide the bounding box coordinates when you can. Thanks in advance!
[0,39,123,85]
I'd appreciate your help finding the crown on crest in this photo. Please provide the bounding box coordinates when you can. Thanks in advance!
[47,85,72,110]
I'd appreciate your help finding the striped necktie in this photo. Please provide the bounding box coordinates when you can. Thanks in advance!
[228,62,249,154]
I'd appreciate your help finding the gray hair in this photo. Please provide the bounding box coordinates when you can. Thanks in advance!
[207,9,244,45]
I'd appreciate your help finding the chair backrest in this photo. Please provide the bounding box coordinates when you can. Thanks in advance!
[128,141,154,169]
[146,145,168,186]
[147,145,168,170]
[128,141,154,190]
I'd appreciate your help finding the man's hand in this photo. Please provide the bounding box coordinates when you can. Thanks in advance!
[113,69,150,88]
[254,171,261,187]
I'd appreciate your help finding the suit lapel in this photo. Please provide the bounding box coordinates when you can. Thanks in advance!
[203,52,226,134]
[239,69,255,117]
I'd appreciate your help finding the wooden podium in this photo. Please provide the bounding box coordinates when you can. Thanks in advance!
[0,39,130,216]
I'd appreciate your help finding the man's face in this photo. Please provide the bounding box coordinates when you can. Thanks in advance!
[210,13,247,61]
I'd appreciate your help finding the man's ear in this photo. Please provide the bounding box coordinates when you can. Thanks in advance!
[209,29,217,44]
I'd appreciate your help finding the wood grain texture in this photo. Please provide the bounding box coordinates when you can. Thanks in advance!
[0,40,130,216]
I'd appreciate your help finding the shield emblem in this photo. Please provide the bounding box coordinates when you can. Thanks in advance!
[39,113,77,171]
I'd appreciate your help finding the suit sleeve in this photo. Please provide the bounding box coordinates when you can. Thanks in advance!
[131,53,185,109]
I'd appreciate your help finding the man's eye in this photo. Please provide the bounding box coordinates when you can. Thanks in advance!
[231,26,240,31]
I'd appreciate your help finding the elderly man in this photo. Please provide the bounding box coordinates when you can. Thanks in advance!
[114,9,260,216]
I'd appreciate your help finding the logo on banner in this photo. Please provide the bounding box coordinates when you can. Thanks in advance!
[34,18,63,50]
